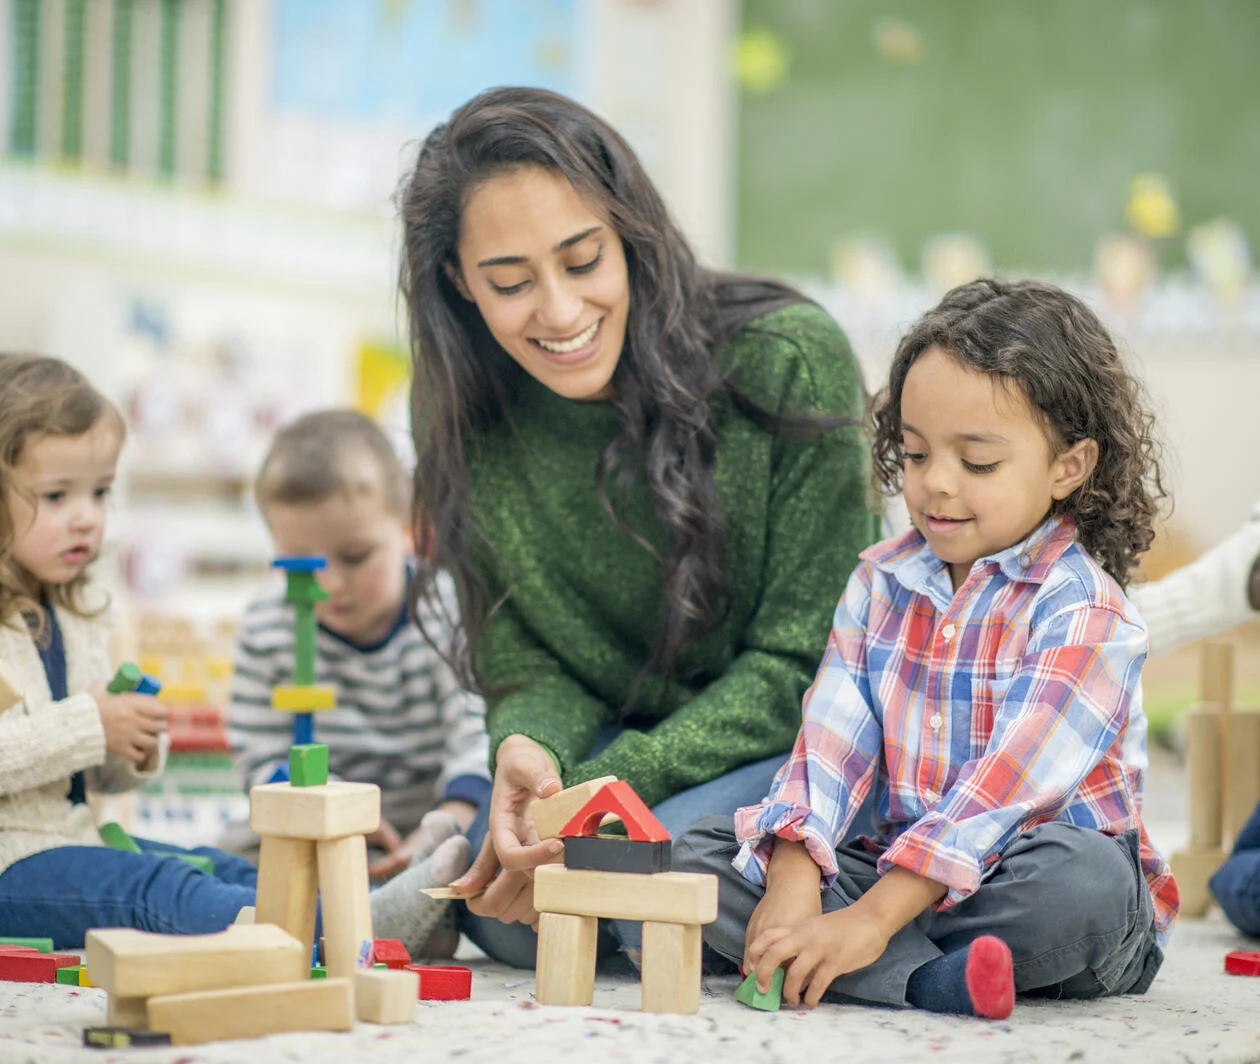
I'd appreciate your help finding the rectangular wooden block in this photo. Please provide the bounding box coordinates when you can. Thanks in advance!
[535,912,597,1007]
[255,835,318,964]
[317,835,374,979]
[564,835,671,875]
[354,968,418,1024]
[146,977,353,1045]
[86,924,307,998]
[249,781,380,840]
[534,865,718,925]
[1170,846,1228,917]
[0,951,80,982]
[106,996,148,1028]
[641,922,702,1014]
[529,776,618,840]
[271,684,338,712]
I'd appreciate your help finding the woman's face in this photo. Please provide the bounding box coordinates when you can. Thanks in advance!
[452,166,630,401]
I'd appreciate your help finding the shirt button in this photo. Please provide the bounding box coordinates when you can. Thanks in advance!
[929,714,943,730]
[941,623,956,640]
[1019,553,1032,567]
[924,789,939,804]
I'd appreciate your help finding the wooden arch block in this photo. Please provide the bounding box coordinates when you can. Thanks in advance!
[558,780,670,843]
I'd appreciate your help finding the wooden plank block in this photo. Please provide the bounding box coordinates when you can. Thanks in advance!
[250,781,380,840]
[641,921,702,1014]
[564,835,671,875]
[146,977,353,1045]
[317,835,374,979]
[354,968,417,1024]
[419,886,485,901]
[107,996,148,1028]
[86,924,306,998]
[529,777,618,840]
[1170,847,1228,918]
[535,912,597,1007]
[1186,706,1223,849]
[255,835,318,964]
[534,865,718,925]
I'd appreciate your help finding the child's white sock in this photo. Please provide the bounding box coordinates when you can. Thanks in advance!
[369,834,471,956]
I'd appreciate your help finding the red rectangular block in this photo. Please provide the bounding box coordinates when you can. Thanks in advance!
[371,938,411,970]
[0,952,79,983]
[1225,950,1260,976]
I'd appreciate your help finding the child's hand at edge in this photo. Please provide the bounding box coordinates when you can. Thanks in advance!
[88,683,166,767]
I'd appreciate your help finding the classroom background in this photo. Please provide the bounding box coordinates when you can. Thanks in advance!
[0,0,1257,843]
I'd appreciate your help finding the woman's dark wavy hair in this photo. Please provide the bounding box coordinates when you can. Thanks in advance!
[869,278,1166,587]
[398,86,845,693]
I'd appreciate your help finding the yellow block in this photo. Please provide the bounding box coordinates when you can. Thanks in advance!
[78,966,94,987]
[271,685,337,712]
[162,683,207,703]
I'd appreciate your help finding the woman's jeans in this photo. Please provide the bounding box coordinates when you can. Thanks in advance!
[459,742,787,970]
[0,838,259,949]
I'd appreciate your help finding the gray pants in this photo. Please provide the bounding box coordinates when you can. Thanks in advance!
[673,816,1163,1008]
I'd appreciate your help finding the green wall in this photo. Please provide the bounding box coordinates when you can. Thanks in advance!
[737,0,1260,275]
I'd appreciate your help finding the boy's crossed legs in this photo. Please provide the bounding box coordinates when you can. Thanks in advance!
[674,817,1162,1012]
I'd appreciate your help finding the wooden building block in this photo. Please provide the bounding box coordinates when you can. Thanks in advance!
[84,1026,171,1048]
[106,996,148,1028]
[1170,847,1228,917]
[289,743,330,786]
[354,968,418,1023]
[371,938,411,970]
[98,821,142,853]
[641,922,702,1014]
[559,780,671,842]
[408,965,472,1001]
[1225,709,1260,846]
[86,924,307,998]
[255,835,319,963]
[56,965,82,985]
[534,865,718,925]
[734,967,784,1011]
[529,776,618,841]
[0,660,25,711]
[0,951,79,982]
[146,977,353,1045]
[78,966,94,987]
[564,835,671,875]
[233,905,256,925]
[106,662,143,694]
[1225,950,1260,976]
[0,936,51,952]
[250,781,380,840]
[317,835,375,979]
[1185,706,1224,849]
[271,685,338,712]
[535,912,597,1007]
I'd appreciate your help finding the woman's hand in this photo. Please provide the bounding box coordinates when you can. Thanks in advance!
[448,735,564,926]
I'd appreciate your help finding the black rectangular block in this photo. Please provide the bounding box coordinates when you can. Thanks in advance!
[84,1027,171,1049]
[563,834,671,874]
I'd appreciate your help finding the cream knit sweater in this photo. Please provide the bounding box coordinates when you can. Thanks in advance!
[0,590,166,878]
[1130,499,1260,659]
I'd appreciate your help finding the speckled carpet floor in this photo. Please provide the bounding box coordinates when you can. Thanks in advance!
[0,911,1256,1064]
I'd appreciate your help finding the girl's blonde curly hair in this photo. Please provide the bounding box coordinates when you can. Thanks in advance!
[0,354,124,629]
[869,278,1166,587]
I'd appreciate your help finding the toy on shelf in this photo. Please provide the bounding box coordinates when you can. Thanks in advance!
[531,779,718,1015]
[1170,643,1260,915]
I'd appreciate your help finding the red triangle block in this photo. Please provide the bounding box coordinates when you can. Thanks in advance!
[558,780,670,843]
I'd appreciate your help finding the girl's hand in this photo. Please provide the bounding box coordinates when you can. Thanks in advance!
[449,734,564,926]
[89,683,166,766]
[747,906,891,1009]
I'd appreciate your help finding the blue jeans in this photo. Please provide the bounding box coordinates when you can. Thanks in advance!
[1211,797,1260,936]
[459,746,787,969]
[0,838,259,950]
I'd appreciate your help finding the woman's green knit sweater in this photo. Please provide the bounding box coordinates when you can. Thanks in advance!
[467,302,877,807]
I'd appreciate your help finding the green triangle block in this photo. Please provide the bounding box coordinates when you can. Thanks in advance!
[99,822,142,853]
[734,968,784,1011]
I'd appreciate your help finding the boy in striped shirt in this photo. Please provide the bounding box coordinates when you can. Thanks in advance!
[677,280,1178,1019]
[224,410,490,951]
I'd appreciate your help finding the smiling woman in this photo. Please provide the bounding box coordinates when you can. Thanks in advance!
[398,87,878,969]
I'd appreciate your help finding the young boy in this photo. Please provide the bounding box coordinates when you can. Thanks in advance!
[223,411,490,941]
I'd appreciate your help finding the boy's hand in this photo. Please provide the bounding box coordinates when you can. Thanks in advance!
[366,818,405,882]
[743,839,823,978]
[747,906,891,1008]
[89,683,167,766]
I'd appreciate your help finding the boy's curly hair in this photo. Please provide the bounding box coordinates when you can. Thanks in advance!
[869,278,1166,587]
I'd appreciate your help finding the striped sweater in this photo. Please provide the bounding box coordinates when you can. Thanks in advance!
[228,572,491,832]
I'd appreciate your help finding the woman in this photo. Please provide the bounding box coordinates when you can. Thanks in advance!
[399,87,877,966]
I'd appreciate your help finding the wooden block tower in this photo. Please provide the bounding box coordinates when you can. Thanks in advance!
[531,781,717,1015]
[1171,642,1260,915]
[269,556,337,749]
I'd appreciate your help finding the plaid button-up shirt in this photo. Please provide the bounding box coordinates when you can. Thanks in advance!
[734,515,1179,938]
